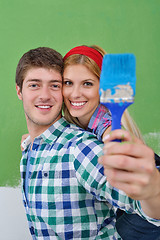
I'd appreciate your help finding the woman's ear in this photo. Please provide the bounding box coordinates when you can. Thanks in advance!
[16,84,22,100]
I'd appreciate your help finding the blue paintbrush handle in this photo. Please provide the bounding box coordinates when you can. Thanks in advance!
[102,102,133,141]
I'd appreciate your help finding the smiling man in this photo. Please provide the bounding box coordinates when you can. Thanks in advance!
[16,48,63,142]
[16,68,62,141]
[15,47,160,240]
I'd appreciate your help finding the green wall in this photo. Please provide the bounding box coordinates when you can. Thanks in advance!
[0,0,160,186]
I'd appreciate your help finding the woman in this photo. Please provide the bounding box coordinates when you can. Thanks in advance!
[63,45,143,142]
[62,45,160,240]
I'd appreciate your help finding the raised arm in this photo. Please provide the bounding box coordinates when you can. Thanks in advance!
[99,129,160,219]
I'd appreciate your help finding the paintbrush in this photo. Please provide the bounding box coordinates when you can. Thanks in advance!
[99,53,136,132]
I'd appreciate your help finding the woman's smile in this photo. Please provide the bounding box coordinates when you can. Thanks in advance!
[63,64,99,125]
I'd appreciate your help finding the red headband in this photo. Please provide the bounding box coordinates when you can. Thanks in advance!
[63,46,103,70]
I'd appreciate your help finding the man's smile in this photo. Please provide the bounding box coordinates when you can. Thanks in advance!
[36,105,52,109]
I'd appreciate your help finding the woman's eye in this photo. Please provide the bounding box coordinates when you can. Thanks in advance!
[64,81,72,86]
[84,82,93,86]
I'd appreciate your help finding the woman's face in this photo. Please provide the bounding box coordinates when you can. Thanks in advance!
[63,64,99,126]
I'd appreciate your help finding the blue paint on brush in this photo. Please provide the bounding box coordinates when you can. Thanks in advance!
[99,53,136,132]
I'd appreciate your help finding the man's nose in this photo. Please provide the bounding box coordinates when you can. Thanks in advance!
[39,86,51,101]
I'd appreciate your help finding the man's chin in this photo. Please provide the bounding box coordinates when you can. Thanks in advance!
[26,112,62,128]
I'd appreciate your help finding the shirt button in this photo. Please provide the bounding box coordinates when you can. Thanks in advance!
[44,172,48,177]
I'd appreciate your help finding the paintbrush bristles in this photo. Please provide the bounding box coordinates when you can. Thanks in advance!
[99,53,136,103]
[100,53,136,88]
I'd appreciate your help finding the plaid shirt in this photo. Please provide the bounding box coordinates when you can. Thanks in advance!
[21,117,159,240]
[87,104,112,141]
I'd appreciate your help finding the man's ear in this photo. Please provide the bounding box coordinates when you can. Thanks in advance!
[16,84,22,100]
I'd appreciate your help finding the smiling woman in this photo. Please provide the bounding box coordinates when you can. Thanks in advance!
[63,64,100,128]
[62,45,143,142]
[62,45,160,240]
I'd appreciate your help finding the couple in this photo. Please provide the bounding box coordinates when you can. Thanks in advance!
[16,46,160,239]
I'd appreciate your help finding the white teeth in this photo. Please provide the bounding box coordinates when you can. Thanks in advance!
[37,106,51,109]
[71,102,86,106]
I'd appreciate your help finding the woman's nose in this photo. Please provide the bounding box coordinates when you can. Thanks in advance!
[70,85,81,98]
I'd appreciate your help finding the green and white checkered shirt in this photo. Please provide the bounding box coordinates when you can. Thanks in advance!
[21,117,159,239]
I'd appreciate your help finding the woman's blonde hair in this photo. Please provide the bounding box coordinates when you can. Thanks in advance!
[63,45,144,141]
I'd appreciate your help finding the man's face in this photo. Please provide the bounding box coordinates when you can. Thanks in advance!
[16,67,63,135]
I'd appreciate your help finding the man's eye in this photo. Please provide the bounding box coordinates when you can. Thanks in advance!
[51,84,61,89]
[30,84,38,88]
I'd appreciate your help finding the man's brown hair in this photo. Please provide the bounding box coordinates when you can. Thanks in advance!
[16,47,63,91]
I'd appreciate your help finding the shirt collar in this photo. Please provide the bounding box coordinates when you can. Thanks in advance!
[22,117,69,151]
[87,104,101,130]
[40,117,69,145]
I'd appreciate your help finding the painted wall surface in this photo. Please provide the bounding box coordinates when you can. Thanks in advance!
[1,0,160,187]
[0,187,31,239]
[0,0,160,238]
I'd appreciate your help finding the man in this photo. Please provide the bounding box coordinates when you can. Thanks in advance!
[16,47,160,239]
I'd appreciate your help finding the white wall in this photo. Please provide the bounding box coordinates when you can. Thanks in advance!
[0,187,31,240]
